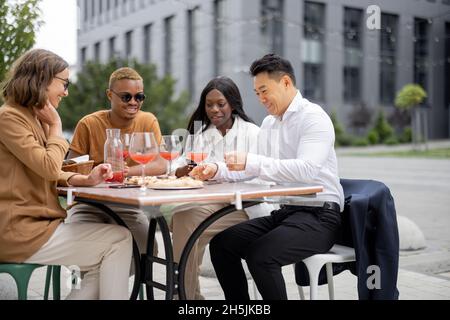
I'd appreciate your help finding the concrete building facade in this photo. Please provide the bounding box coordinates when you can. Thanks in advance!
[77,0,450,138]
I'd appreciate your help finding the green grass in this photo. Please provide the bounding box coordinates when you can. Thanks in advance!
[347,148,450,159]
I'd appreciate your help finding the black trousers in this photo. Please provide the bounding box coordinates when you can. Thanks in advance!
[209,205,341,300]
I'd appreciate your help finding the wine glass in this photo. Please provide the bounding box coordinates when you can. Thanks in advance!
[159,135,182,176]
[184,134,211,165]
[223,135,244,171]
[121,133,131,160]
[129,132,159,192]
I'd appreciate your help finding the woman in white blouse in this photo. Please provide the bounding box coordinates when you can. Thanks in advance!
[169,76,271,300]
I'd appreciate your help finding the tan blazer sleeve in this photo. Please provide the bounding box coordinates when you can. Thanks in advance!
[0,113,69,181]
[58,171,79,187]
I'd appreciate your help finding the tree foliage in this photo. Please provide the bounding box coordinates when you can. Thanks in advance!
[0,0,42,83]
[395,84,427,110]
[59,59,191,134]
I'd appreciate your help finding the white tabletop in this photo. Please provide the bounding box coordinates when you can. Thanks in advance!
[58,181,323,208]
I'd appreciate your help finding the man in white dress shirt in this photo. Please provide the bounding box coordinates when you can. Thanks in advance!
[190,54,344,300]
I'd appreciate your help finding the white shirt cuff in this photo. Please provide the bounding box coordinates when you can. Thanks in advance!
[245,153,261,177]
[213,161,228,180]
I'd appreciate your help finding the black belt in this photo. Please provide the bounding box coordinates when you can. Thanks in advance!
[280,202,340,212]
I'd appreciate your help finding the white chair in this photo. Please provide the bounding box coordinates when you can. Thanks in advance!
[252,245,356,300]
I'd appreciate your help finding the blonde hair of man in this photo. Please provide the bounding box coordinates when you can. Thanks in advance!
[108,67,143,88]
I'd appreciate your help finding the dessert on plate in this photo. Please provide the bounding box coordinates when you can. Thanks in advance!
[126,175,204,188]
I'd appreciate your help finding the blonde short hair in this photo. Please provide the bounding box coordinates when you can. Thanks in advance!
[109,67,143,88]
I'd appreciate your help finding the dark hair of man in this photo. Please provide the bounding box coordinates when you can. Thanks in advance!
[249,53,296,86]
[1,49,69,109]
[186,76,254,134]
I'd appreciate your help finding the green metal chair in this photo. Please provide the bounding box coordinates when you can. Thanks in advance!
[0,263,60,300]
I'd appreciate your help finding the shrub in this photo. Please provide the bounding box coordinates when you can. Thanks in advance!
[330,110,348,146]
[372,110,394,143]
[352,137,369,146]
[384,136,399,145]
[399,127,412,143]
[367,130,379,145]
[337,134,354,147]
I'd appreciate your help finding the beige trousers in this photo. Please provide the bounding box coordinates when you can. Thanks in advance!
[67,203,157,267]
[170,203,248,300]
[25,221,132,300]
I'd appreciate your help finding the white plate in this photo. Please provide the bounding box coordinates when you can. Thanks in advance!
[149,185,204,190]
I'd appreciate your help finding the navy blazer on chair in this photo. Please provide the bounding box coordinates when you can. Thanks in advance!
[295,179,400,300]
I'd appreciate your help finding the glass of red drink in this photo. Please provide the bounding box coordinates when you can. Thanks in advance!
[184,134,211,164]
[160,135,182,176]
[129,132,158,192]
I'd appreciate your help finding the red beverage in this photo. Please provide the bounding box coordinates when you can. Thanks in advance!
[160,151,180,161]
[106,171,124,183]
[130,152,158,164]
[186,152,208,163]
[122,150,129,160]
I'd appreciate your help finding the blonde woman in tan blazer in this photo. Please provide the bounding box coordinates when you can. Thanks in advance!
[0,49,133,300]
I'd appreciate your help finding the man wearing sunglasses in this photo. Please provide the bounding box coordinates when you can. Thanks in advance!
[67,67,166,263]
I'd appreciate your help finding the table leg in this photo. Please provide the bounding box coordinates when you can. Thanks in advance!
[158,216,175,300]
[177,201,259,300]
[142,216,176,300]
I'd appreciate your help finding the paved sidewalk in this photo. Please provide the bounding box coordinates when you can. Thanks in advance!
[1,230,450,300]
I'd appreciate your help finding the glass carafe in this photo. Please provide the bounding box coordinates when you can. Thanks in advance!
[104,128,125,183]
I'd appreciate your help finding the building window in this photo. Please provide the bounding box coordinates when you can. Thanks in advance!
[125,30,133,59]
[213,0,225,76]
[99,0,103,14]
[84,0,88,21]
[109,36,116,60]
[94,42,101,62]
[414,18,429,92]
[80,47,87,66]
[379,13,398,105]
[187,7,198,97]
[446,22,450,109]
[302,1,325,102]
[107,0,111,11]
[143,24,152,63]
[164,16,174,75]
[91,0,95,18]
[260,0,284,55]
[343,7,363,103]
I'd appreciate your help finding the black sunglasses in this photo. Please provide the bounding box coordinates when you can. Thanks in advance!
[55,76,70,91]
[110,89,146,103]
